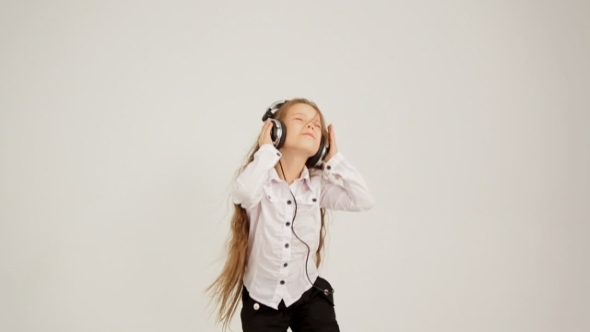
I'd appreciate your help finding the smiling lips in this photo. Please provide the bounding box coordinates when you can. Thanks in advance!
[303,132,315,139]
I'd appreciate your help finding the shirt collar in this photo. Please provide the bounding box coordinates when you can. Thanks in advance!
[269,166,312,188]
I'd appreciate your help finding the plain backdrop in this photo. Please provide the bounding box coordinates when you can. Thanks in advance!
[1,1,588,331]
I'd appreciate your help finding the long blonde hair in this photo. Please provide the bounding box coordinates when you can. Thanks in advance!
[205,98,330,331]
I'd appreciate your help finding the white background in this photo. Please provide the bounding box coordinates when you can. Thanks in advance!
[1,1,588,331]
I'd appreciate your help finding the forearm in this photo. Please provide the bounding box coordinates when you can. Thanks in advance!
[233,144,282,208]
[319,152,374,211]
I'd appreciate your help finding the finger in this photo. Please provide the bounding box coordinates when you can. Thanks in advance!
[262,120,270,132]
[259,121,269,139]
[329,124,335,141]
[265,120,273,135]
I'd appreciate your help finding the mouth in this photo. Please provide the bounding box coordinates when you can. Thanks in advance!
[303,132,315,138]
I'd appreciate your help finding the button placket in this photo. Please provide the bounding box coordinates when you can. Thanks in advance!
[279,198,294,284]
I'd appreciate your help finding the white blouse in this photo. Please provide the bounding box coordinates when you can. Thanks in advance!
[232,143,374,309]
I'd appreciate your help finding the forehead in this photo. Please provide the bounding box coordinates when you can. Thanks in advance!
[287,103,319,119]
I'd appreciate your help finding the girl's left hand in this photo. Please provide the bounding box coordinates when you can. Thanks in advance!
[324,124,338,162]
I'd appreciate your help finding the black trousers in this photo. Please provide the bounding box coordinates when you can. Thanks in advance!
[240,277,340,332]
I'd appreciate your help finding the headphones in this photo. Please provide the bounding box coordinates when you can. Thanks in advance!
[263,99,335,298]
[262,99,329,169]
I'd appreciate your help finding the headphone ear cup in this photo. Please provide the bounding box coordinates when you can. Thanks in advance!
[306,136,328,169]
[270,119,287,149]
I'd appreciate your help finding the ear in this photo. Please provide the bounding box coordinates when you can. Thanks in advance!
[271,119,287,149]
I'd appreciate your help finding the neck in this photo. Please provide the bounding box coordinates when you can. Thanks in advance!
[275,150,308,184]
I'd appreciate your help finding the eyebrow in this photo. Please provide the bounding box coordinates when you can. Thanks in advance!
[291,112,321,122]
[291,112,307,117]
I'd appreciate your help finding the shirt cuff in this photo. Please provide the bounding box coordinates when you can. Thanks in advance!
[322,152,344,182]
[324,152,343,170]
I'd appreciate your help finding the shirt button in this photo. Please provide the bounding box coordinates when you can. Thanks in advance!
[285,222,291,226]
[285,243,289,248]
[287,200,292,204]
[253,303,260,310]
[284,263,288,267]
[276,152,280,156]
[326,165,331,170]
[312,198,317,202]
[280,280,285,285]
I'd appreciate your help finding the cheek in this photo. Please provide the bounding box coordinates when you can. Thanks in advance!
[288,123,303,134]
[286,125,302,141]
[311,135,322,148]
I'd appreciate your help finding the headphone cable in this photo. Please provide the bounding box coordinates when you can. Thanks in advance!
[278,161,332,296]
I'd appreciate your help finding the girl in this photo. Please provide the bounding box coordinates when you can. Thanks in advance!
[207,98,374,331]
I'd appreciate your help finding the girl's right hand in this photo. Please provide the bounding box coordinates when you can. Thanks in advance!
[258,120,274,147]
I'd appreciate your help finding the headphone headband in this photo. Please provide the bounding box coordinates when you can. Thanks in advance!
[262,99,289,121]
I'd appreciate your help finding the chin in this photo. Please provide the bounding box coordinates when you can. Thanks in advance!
[304,146,320,157]
[285,139,320,156]
[305,150,317,158]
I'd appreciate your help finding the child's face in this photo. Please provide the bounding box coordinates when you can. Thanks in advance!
[282,103,323,157]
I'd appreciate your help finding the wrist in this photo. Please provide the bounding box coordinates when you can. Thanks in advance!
[256,143,282,159]
[323,151,343,169]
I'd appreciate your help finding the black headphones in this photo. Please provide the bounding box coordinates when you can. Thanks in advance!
[261,99,329,169]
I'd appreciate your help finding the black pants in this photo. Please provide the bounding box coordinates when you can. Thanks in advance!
[240,277,340,332]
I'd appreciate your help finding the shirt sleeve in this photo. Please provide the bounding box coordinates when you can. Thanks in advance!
[317,152,375,211]
[232,144,282,209]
